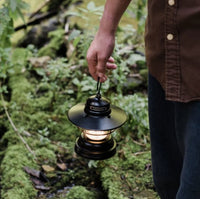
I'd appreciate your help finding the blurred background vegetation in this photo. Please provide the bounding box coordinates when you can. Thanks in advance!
[0,0,158,198]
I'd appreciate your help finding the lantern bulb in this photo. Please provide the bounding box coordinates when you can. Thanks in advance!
[83,130,110,141]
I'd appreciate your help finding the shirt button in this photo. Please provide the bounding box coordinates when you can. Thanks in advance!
[167,34,174,40]
[168,0,175,6]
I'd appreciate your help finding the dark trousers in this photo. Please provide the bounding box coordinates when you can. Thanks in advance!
[148,74,200,199]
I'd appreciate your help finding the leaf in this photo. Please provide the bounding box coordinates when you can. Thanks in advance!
[35,68,46,76]
[30,176,44,186]
[24,166,40,178]
[78,7,88,13]
[16,7,26,24]
[24,166,48,182]
[18,0,29,10]
[69,29,81,41]
[42,165,55,172]
[66,89,74,94]
[57,163,67,171]
[127,53,145,65]
[87,1,96,11]
[9,0,17,12]
[0,8,11,37]
[72,78,80,86]
[73,37,81,47]
[0,85,8,94]
[35,185,50,191]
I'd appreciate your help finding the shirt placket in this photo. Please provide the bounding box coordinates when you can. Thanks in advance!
[165,0,181,100]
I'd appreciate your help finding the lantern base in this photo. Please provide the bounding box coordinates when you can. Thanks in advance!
[75,136,116,160]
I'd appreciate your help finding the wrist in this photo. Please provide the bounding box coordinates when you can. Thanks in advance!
[98,10,118,35]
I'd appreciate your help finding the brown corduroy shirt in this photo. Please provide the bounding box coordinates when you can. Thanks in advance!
[145,0,200,102]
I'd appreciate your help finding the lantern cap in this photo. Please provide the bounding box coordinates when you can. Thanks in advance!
[84,95,111,116]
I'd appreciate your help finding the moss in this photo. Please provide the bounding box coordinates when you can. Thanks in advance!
[0,47,57,198]
[9,49,35,111]
[9,48,54,112]
[100,140,153,199]
[25,111,50,130]
[48,118,78,142]
[38,29,65,58]
[65,186,97,199]
[31,90,54,110]
[11,48,29,74]
[101,161,130,199]
[9,76,53,112]
[9,73,33,102]
[2,188,36,199]
[1,144,37,199]
[0,130,21,147]
[35,147,57,164]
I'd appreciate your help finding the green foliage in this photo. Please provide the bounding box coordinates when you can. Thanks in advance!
[5,0,29,20]
[65,1,103,24]
[0,7,14,91]
[0,7,13,48]
[0,1,151,199]
[114,94,149,143]
[0,0,29,93]
[128,0,147,43]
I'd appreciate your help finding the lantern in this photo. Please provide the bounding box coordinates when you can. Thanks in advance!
[67,79,126,160]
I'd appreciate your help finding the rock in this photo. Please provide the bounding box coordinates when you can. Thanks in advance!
[29,56,51,68]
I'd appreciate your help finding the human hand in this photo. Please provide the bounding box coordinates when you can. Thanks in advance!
[86,32,117,82]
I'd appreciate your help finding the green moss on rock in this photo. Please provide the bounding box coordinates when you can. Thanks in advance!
[100,141,153,199]
[65,186,97,199]
[1,144,38,199]
[11,48,29,74]
[25,111,50,130]
[35,147,56,164]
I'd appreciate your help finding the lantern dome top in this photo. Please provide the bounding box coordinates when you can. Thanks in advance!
[67,95,127,131]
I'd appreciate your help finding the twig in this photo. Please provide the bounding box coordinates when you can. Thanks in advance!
[132,138,146,147]
[133,151,150,156]
[0,93,37,160]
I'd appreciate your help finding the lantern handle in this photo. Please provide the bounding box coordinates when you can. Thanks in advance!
[96,77,102,99]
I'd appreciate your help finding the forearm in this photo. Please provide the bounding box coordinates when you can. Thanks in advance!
[98,0,132,35]
[87,0,131,82]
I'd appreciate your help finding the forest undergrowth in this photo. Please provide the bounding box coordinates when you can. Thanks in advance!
[0,0,158,198]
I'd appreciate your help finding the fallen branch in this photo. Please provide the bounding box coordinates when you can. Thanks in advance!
[0,92,37,160]
[14,11,57,32]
